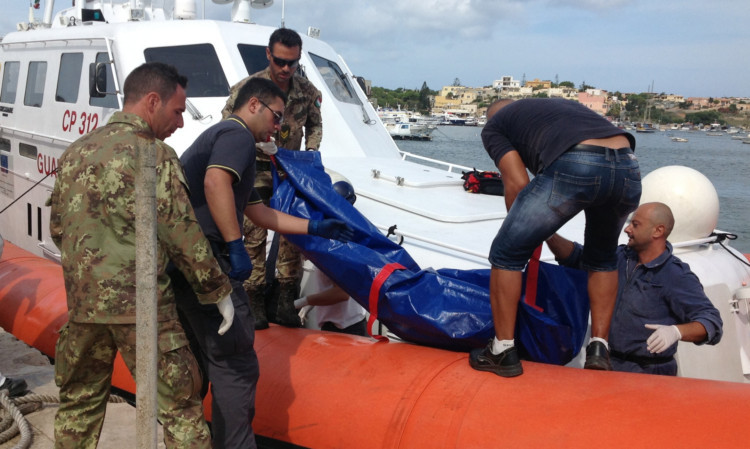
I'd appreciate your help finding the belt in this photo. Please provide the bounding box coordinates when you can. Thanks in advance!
[610,350,674,366]
[569,144,631,153]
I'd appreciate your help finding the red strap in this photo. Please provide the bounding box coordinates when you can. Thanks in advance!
[524,245,544,312]
[367,263,406,341]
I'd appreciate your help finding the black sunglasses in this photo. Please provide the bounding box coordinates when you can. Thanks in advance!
[257,98,283,125]
[270,54,300,69]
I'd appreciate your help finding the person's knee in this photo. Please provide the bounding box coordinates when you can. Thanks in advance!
[159,346,203,408]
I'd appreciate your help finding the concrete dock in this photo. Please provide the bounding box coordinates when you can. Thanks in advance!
[0,326,165,449]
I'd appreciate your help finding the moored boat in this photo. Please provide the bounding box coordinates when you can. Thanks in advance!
[384,121,434,140]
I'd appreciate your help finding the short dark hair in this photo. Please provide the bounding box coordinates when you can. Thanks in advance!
[123,62,188,105]
[268,28,302,51]
[233,77,288,113]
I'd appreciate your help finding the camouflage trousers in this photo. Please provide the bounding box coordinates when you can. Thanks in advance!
[244,167,303,289]
[54,320,211,449]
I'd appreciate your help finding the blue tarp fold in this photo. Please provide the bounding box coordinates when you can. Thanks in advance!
[270,148,590,364]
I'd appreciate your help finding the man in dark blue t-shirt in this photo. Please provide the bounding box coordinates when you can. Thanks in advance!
[470,98,641,378]
[172,77,353,449]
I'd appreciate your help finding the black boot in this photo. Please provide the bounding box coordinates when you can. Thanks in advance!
[245,284,269,330]
[271,280,302,328]
[0,377,29,398]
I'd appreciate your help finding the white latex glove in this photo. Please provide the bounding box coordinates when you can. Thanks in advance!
[216,294,235,335]
[645,324,681,353]
[256,136,277,155]
[293,296,309,309]
[298,305,313,326]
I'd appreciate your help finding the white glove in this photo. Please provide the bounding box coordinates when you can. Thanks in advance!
[645,324,681,353]
[298,305,313,326]
[294,296,309,309]
[256,137,277,155]
[216,294,235,335]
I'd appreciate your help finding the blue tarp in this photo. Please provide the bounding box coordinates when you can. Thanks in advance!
[270,148,590,365]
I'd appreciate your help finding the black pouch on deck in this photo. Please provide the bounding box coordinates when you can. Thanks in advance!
[461,169,504,196]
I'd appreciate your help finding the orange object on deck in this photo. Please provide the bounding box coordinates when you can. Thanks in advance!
[3,241,750,448]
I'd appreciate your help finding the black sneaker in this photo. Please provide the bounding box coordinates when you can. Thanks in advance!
[469,343,523,377]
[0,377,29,398]
[584,341,613,371]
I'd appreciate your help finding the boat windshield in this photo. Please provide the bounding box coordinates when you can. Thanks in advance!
[237,44,270,79]
[309,53,361,106]
[144,44,229,98]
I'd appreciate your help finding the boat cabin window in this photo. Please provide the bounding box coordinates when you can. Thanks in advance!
[56,53,83,104]
[309,53,361,106]
[0,61,20,104]
[19,142,37,160]
[237,44,269,77]
[24,62,47,107]
[0,138,10,153]
[90,53,118,108]
[144,44,229,97]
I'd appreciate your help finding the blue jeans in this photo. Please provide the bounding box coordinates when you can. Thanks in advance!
[489,147,641,271]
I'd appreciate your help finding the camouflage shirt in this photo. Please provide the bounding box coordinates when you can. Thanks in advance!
[49,112,232,324]
[222,67,323,162]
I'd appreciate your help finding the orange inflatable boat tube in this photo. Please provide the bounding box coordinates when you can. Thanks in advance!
[3,242,750,448]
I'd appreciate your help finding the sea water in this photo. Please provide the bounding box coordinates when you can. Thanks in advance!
[396,126,750,254]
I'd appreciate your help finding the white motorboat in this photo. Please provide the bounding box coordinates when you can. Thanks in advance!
[1,2,750,446]
[0,0,748,381]
[384,121,434,140]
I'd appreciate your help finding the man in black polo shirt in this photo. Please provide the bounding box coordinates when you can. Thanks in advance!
[171,77,352,449]
[470,98,642,377]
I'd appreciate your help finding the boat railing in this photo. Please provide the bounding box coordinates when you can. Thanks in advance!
[398,150,473,174]
[372,223,559,264]
[1,35,110,50]
[373,222,489,262]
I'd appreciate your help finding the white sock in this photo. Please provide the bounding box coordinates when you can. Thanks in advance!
[590,336,609,350]
[491,337,514,355]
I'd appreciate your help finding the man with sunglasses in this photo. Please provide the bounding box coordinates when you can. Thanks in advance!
[173,77,350,449]
[222,28,323,330]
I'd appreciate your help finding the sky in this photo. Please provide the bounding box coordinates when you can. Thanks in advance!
[2,0,749,98]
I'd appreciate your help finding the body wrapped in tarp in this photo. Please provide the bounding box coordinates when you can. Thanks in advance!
[270,148,590,365]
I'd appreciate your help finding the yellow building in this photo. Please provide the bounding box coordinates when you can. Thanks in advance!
[525,78,552,90]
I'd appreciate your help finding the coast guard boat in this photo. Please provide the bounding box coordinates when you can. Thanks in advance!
[1,1,750,447]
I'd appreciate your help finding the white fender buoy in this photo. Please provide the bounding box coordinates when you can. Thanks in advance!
[640,166,719,243]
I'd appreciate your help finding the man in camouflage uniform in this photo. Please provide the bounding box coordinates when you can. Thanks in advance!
[222,27,323,329]
[49,62,234,449]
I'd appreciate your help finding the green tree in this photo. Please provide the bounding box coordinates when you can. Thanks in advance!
[685,110,722,125]
[370,85,438,114]
[418,81,432,111]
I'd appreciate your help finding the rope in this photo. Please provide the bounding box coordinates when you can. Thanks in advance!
[0,390,127,448]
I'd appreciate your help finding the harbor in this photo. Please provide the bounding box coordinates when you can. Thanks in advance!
[397,125,750,254]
